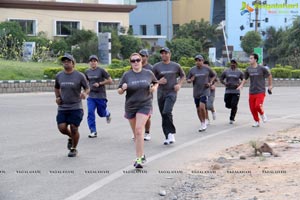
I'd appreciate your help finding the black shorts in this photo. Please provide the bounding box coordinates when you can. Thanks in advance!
[125,106,152,119]
[194,96,208,108]
[56,109,84,127]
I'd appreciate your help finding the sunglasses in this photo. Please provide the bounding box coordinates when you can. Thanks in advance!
[195,59,203,62]
[130,59,141,63]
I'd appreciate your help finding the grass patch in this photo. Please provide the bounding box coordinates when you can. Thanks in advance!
[0,59,89,80]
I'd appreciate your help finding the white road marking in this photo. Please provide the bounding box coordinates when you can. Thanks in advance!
[64,114,300,200]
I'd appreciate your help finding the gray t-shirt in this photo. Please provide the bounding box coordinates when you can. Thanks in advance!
[85,67,110,99]
[153,61,185,96]
[244,65,270,94]
[118,69,158,113]
[143,63,153,71]
[187,66,215,98]
[55,70,89,111]
[209,70,218,97]
[220,68,244,94]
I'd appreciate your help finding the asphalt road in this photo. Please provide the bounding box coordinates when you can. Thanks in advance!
[0,87,299,200]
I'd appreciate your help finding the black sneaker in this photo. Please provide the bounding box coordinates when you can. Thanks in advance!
[133,158,143,169]
[67,138,72,150]
[68,148,78,157]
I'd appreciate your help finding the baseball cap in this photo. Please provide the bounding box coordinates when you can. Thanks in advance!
[89,55,99,62]
[160,47,171,53]
[139,49,149,57]
[194,54,204,60]
[61,54,75,63]
[230,58,237,63]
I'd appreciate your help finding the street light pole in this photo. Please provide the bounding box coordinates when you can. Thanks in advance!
[221,21,230,63]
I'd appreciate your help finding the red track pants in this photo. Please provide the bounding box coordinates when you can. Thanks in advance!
[249,93,265,122]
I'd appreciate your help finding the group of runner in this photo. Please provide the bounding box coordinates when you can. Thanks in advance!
[54,48,272,169]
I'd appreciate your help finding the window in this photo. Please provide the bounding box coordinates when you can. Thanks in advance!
[56,21,80,36]
[154,24,161,35]
[140,25,147,35]
[98,22,119,33]
[172,24,179,36]
[9,19,36,36]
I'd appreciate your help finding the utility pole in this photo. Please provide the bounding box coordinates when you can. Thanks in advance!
[254,0,259,32]
[166,0,169,40]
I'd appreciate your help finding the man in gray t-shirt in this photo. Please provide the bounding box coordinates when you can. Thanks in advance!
[220,58,244,124]
[237,53,272,127]
[85,55,113,138]
[153,47,185,145]
[55,54,90,157]
[139,49,153,141]
[187,55,215,132]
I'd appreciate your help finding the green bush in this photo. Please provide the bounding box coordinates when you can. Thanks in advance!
[291,70,300,78]
[181,66,190,76]
[43,67,62,79]
[0,21,26,60]
[212,67,226,77]
[179,57,195,68]
[107,68,126,79]
[271,68,292,78]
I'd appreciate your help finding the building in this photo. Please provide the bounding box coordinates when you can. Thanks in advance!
[0,0,136,39]
[226,0,300,53]
[130,0,211,47]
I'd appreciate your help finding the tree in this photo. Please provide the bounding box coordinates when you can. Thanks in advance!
[174,19,221,52]
[263,26,286,67]
[165,38,202,62]
[240,31,262,55]
[119,35,143,59]
[63,29,98,62]
[111,30,122,59]
[65,29,97,47]
[0,21,26,60]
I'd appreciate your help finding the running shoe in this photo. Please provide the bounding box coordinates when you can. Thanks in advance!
[106,113,111,124]
[168,133,175,144]
[141,155,147,163]
[163,139,169,145]
[68,148,78,157]
[88,132,97,138]
[202,122,207,131]
[144,133,151,141]
[212,112,217,120]
[67,138,72,150]
[134,157,143,169]
[252,121,260,127]
[261,113,268,123]
[229,120,234,124]
[198,126,203,132]
[205,119,210,125]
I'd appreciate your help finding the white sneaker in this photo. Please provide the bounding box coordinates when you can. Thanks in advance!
[229,120,234,124]
[252,121,260,127]
[261,113,268,123]
[88,132,97,138]
[163,139,169,145]
[212,112,216,120]
[131,135,135,140]
[202,122,207,131]
[168,133,175,144]
[205,119,210,126]
[144,133,151,141]
[198,126,203,132]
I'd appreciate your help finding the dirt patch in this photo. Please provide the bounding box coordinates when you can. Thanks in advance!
[165,126,300,200]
